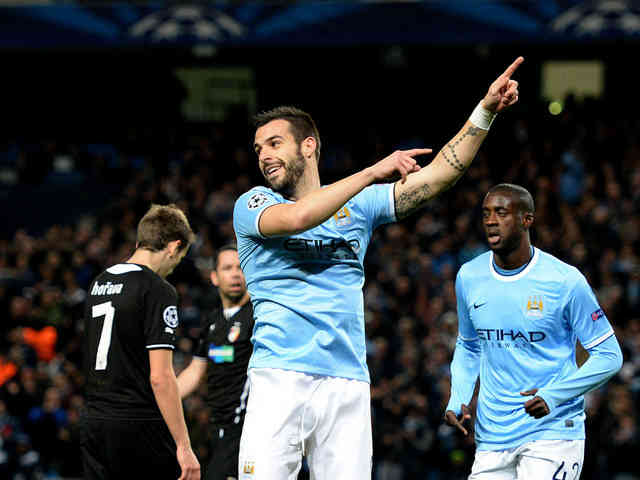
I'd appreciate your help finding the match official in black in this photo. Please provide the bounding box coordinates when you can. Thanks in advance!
[82,204,200,480]
[178,244,254,480]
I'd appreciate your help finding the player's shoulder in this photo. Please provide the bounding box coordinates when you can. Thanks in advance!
[155,273,178,297]
[239,302,254,322]
[457,250,492,281]
[92,263,148,287]
[89,263,173,302]
[234,186,282,211]
[115,263,176,297]
[535,248,584,283]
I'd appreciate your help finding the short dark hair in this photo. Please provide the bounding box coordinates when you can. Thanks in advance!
[136,204,195,253]
[487,183,535,214]
[253,106,321,161]
[214,244,238,270]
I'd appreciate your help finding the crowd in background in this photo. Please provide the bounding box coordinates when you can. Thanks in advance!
[0,96,639,479]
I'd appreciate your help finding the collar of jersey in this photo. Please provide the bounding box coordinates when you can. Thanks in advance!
[489,247,539,282]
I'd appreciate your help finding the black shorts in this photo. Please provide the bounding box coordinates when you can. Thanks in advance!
[81,416,180,480]
[206,422,243,480]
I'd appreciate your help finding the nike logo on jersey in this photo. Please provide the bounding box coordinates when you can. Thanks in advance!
[473,302,487,309]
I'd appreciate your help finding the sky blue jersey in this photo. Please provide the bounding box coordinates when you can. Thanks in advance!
[447,247,622,451]
[233,184,396,383]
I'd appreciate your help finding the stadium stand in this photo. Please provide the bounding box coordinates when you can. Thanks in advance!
[0,93,639,479]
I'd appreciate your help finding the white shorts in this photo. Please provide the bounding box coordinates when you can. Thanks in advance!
[238,367,372,480]
[469,439,585,480]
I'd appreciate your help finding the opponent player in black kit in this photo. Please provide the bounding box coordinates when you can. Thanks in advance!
[178,245,253,480]
[82,204,200,480]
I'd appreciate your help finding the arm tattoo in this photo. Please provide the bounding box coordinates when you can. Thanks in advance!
[395,182,434,220]
[443,148,465,172]
[395,125,483,220]
[444,125,484,172]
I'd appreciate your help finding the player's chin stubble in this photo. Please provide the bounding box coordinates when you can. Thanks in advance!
[267,151,305,197]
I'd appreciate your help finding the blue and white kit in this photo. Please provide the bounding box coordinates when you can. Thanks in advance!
[447,247,623,451]
[233,183,395,382]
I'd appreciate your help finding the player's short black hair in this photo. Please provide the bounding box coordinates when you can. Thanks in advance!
[213,243,238,270]
[136,204,195,253]
[253,106,321,162]
[487,183,535,215]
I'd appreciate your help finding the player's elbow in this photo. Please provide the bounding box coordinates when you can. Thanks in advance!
[149,370,172,390]
[612,349,624,374]
[608,337,624,374]
[597,345,623,379]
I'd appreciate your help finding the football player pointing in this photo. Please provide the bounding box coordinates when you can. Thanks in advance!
[234,58,523,479]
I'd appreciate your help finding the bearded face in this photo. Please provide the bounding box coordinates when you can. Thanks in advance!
[254,119,310,198]
[264,145,306,197]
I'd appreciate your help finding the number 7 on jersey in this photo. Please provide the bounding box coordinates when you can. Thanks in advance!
[93,301,115,370]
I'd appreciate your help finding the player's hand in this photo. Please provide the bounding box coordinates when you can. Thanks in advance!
[176,444,200,480]
[482,56,524,113]
[521,388,550,419]
[368,148,431,184]
[444,404,472,436]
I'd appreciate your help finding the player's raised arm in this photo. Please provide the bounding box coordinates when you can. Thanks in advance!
[239,107,429,238]
[259,148,429,237]
[394,57,524,220]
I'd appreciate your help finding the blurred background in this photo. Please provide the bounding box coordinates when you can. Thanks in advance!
[1,0,639,479]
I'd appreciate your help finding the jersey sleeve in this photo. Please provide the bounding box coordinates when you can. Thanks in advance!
[355,183,396,231]
[446,268,481,415]
[565,271,615,349]
[536,335,622,411]
[233,187,282,239]
[144,279,179,350]
[455,269,477,341]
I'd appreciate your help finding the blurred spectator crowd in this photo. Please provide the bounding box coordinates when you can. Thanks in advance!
[1,97,639,479]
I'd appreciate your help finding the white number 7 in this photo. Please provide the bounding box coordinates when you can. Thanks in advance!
[92,301,115,370]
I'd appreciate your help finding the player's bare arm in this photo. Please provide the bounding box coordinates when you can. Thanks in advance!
[149,349,201,480]
[394,122,486,219]
[259,148,428,237]
[176,357,207,398]
[394,56,523,220]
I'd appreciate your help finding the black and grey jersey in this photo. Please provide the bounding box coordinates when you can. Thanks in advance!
[194,302,254,426]
[83,263,179,420]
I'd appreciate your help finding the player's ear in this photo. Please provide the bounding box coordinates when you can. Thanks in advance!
[523,212,534,229]
[301,136,317,162]
[167,240,182,258]
[210,270,219,287]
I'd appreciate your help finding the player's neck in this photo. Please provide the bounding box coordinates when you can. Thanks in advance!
[287,166,321,201]
[220,291,250,310]
[494,242,533,270]
[127,249,168,278]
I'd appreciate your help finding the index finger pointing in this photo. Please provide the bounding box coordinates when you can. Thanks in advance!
[403,148,433,157]
[501,56,524,79]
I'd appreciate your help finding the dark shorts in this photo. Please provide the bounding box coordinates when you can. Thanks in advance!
[81,416,180,480]
[206,422,243,480]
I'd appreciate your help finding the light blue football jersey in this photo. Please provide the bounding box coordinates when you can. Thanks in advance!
[233,184,396,382]
[447,248,616,450]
